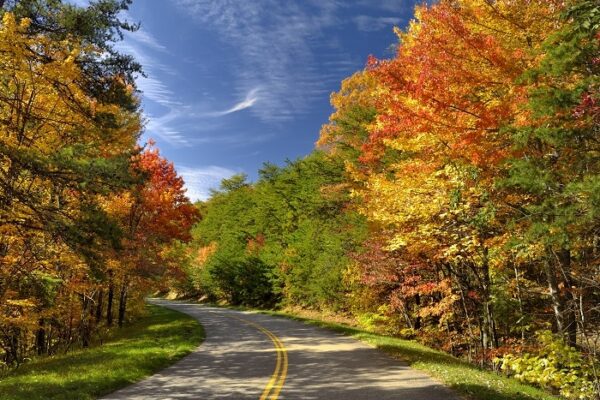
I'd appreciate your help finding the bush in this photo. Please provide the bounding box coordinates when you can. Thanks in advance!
[498,331,597,399]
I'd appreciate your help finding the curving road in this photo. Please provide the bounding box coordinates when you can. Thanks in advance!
[102,299,459,400]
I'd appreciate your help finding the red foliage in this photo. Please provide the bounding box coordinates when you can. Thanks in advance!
[132,144,201,244]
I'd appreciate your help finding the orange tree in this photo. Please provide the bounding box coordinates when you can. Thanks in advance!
[103,145,200,327]
[320,0,566,359]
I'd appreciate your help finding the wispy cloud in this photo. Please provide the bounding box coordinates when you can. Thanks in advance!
[221,88,260,115]
[143,101,279,148]
[115,1,413,148]
[130,27,168,52]
[355,0,413,13]
[113,19,188,145]
[145,109,191,147]
[137,75,180,107]
[171,0,343,123]
[205,88,260,117]
[353,15,403,32]
[177,165,239,201]
[116,13,267,148]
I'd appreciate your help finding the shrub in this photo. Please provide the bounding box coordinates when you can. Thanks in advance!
[498,330,597,399]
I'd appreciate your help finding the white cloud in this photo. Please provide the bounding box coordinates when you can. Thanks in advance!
[355,0,412,13]
[115,14,268,148]
[129,27,168,52]
[353,16,403,32]
[137,75,180,107]
[145,109,190,147]
[113,39,178,110]
[222,89,260,114]
[143,104,277,147]
[113,23,189,145]
[171,0,343,123]
[119,1,412,148]
[118,10,169,54]
[205,88,260,117]
[177,165,239,201]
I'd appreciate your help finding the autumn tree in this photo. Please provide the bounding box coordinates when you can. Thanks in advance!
[104,145,200,327]
[1,0,142,106]
[502,0,600,348]
[0,0,198,366]
[0,10,140,361]
[316,0,571,361]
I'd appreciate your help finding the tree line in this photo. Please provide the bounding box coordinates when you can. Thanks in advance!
[181,1,600,398]
[0,0,198,368]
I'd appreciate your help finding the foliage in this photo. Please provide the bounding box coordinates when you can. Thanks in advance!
[500,331,597,399]
[0,1,197,368]
[186,152,366,309]
[1,0,143,104]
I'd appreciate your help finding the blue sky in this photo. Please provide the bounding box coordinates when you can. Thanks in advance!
[113,0,421,201]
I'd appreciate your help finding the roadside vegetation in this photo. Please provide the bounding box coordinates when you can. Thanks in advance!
[0,0,199,369]
[0,305,204,400]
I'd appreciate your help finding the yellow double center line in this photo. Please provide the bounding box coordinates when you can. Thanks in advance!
[229,315,288,400]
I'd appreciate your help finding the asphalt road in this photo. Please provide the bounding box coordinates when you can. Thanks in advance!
[102,299,459,400]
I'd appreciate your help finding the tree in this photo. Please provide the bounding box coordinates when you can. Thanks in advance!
[328,0,566,359]
[0,1,198,365]
[104,145,200,326]
[503,0,600,346]
[186,152,366,310]
[1,0,143,105]
[0,11,140,362]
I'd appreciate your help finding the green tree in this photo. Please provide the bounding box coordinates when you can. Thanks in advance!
[503,0,600,347]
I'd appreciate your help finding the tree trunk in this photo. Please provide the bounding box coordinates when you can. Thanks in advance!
[513,262,526,341]
[557,248,577,346]
[6,329,19,366]
[544,253,566,334]
[95,289,104,324]
[36,319,46,355]
[107,280,114,327]
[118,284,128,328]
[81,294,91,348]
[414,293,422,330]
[67,293,74,347]
[456,278,476,362]
[481,248,498,350]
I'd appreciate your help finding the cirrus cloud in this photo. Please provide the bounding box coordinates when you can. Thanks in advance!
[177,165,240,201]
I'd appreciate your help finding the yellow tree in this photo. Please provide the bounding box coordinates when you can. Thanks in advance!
[0,13,140,361]
[339,0,564,357]
[318,69,379,162]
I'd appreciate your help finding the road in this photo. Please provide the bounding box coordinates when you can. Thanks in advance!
[102,299,459,400]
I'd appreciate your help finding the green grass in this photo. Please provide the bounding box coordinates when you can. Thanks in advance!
[260,309,557,400]
[0,304,205,400]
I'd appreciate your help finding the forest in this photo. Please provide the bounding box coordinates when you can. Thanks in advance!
[181,1,600,398]
[0,0,198,369]
[0,0,599,399]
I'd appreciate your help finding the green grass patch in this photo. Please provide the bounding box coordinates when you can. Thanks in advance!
[260,310,557,400]
[0,304,204,400]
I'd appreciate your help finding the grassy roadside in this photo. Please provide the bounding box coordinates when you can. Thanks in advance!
[0,304,204,400]
[257,309,556,400]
